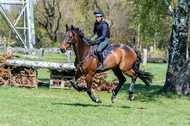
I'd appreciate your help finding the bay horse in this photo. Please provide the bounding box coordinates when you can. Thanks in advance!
[60,25,153,103]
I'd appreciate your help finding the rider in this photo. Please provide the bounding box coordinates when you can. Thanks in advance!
[88,10,110,71]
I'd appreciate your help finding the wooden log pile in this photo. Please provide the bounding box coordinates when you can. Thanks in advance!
[0,44,16,86]
[77,72,118,93]
[11,67,38,88]
[0,61,13,86]
[97,79,118,93]
[49,69,75,89]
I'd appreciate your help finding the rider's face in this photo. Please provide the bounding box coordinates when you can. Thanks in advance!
[96,16,102,22]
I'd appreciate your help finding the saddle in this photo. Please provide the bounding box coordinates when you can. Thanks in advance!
[90,41,114,61]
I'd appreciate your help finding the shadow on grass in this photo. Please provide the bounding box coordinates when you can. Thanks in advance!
[53,102,128,108]
[52,102,145,110]
[124,83,190,101]
[120,83,163,102]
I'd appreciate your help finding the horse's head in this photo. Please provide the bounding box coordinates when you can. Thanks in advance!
[60,24,76,53]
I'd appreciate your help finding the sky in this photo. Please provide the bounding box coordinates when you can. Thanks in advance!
[0,0,37,4]
[0,0,37,11]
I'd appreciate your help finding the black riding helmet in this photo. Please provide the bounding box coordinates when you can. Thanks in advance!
[94,10,104,17]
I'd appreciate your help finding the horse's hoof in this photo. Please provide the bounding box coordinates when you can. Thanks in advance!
[129,95,134,101]
[111,96,117,103]
[95,97,102,103]
[81,86,87,92]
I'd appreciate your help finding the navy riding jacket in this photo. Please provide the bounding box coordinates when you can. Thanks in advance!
[89,20,110,43]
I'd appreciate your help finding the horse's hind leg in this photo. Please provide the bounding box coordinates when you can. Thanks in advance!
[123,70,137,101]
[86,73,102,103]
[111,67,126,103]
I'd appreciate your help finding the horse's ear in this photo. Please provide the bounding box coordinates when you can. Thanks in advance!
[71,25,74,30]
[66,24,68,31]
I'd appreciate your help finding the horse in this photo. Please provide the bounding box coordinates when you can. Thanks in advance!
[60,25,153,103]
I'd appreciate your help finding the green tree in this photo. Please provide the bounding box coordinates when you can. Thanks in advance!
[125,0,190,95]
[124,0,171,49]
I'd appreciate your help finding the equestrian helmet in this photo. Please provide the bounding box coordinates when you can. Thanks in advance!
[94,10,104,17]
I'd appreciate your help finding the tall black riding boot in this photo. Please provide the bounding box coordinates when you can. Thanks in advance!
[97,52,104,71]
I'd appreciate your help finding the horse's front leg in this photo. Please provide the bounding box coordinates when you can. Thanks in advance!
[86,73,102,103]
[71,69,87,92]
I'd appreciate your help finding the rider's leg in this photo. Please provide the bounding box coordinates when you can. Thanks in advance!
[97,52,104,70]
[97,37,109,71]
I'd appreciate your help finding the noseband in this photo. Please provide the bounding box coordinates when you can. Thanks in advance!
[62,31,75,44]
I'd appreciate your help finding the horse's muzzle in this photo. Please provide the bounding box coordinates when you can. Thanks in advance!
[60,48,66,53]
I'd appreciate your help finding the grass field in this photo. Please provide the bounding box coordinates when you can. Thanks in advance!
[0,53,190,126]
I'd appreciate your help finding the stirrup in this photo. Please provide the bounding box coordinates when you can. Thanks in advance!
[97,64,104,71]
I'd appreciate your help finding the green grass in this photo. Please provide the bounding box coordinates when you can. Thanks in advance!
[0,62,189,126]
[1,51,190,125]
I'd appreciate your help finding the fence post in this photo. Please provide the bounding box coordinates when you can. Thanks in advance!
[143,49,147,67]
[39,48,44,61]
[67,50,71,63]
[7,46,12,55]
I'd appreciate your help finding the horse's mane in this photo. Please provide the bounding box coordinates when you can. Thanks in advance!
[73,26,89,44]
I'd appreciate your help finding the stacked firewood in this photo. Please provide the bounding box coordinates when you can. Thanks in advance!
[77,72,118,93]
[52,78,62,87]
[49,69,75,89]
[11,67,38,88]
[50,78,72,89]
[97,79,118,93]
[0,38,16,86]
[0,62,12,86]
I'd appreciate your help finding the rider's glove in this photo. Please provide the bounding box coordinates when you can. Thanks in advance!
[87,39,91,42]
[89,40,96,45]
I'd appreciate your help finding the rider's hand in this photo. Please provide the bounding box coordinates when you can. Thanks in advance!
[87,39,91,43]
[90,40,96,45]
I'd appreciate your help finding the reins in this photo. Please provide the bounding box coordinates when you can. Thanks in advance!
[63,28,94,73]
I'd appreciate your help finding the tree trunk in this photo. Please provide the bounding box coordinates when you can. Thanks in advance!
[161,59,190,95]
[160,0,190,95]
[154,32,157,50]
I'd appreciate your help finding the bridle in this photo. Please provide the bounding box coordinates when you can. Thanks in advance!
[61,29,93,74]
[62,30,91,48]
[62,31,75,45]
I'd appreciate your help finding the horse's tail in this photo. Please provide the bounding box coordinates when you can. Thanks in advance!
[132,48,153,86]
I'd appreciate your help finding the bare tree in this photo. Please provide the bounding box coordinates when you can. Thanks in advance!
[105,0,115,29]
[35,0,61,42]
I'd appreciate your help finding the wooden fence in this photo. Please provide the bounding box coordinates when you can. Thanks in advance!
[142,49,168,67]
[1,47,168,69]
[0,47,73,62]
